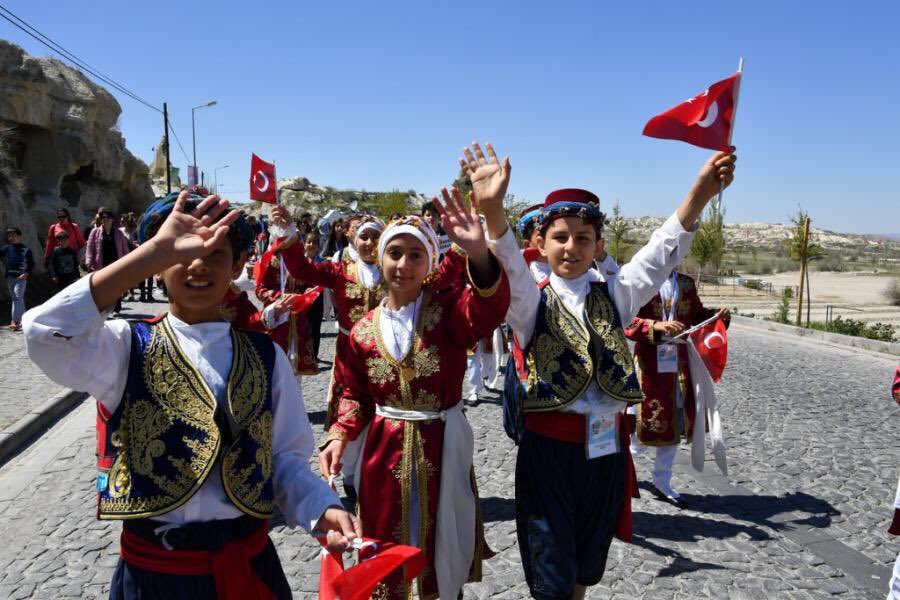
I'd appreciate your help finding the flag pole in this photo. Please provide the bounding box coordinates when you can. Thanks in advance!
[713,57,744,212]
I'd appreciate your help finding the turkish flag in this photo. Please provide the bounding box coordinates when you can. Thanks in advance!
[689,317,728,383]
[318,538,425,600]
[250,153,277,203]
[643,73,740,151]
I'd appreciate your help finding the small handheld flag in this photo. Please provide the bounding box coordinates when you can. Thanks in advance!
[250,153,277,203]
[643,73,740,152]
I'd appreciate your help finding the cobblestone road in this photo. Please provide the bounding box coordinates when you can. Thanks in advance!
[0,309,897,599]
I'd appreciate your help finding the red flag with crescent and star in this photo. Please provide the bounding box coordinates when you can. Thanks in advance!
[643,73,740,151]
[689,317,728,383]
[250,153,277,203]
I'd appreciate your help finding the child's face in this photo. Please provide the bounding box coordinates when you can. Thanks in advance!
[422,210,439,231]
[354,230,379,264]
[304,235,320,258]
[55,235,69,248]
[7,232,21,244]
[382,234,429,296]
[159,235,240,323]
[537,217,602,279]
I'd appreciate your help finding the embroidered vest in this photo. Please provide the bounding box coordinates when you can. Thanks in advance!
[523,282,642,412]
[97,318,276,520]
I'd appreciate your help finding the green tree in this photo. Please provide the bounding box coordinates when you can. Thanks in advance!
[606,200,632,263]
[690,203,726,280]
[373,190,409,220]
[784,207,825,264]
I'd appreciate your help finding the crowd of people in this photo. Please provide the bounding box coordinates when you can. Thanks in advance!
[10,142,894,599]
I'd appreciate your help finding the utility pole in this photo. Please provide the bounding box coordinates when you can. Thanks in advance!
[795,216,811,327]
[163,102,171,194]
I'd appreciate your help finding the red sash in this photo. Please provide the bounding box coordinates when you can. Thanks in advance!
[120,522,274,600]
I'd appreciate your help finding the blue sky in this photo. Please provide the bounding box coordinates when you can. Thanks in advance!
[4,0,898,233]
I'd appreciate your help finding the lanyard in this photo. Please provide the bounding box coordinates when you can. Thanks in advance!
[661,273,679,322]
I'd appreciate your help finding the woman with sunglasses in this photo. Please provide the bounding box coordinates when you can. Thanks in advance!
[42,208,86,266]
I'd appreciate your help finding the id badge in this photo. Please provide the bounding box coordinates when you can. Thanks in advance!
[657,343,678,373]
[586,411,619,460]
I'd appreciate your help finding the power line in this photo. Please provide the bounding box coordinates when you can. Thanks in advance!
[0,3,161,113]
[166,122,191,164]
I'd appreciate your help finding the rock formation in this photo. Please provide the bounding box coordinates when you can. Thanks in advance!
[0,40,154,313]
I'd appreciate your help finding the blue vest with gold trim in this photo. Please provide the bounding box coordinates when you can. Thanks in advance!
[523,281,642,411]
[97,318,276,520]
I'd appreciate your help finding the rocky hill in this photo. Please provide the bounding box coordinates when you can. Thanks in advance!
[0,40,154,312]
[625,216,897,252]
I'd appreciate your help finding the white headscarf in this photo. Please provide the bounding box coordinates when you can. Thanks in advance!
[377,215,440,275]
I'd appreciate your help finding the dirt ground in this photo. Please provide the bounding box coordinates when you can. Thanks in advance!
[697,270,900,328]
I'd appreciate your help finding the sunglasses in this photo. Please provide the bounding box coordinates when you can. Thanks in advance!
[56,235,69,240]
[101,214,114,219]
[56,214,68,219]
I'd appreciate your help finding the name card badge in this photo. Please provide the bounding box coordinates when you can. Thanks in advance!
[586,411,619,460]
[657,343,678,373]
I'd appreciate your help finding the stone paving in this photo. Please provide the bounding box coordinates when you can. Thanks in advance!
[0,304,897,598]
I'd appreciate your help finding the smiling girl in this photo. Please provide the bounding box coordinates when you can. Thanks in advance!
[318,191,510,600]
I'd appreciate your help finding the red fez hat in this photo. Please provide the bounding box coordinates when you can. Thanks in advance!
[518,203,544,219]
[543,188,600,208]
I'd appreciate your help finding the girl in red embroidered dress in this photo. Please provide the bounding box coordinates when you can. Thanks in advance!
[319,191,510,600]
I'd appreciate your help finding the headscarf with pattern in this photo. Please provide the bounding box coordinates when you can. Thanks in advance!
[377,215,440,275]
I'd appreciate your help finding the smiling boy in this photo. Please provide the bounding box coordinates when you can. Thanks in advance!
[23,191,359,599]
[466,142,736,600]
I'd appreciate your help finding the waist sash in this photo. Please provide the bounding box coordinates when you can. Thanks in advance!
[120,521,273,600]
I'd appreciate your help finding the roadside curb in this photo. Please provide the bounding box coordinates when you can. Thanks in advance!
[0,389,88,466]
[731,315,900,357]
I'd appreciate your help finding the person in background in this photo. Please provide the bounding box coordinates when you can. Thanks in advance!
[1,227,34,331]
[85,208,130,314]
[302,228,326,361]
[421,201,451,258]
[43,207,86,266]
[119,213,140,301]
[48,230,80,291]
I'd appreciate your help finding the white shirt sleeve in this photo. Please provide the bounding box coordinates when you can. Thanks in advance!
[270,344,342,532]
[609,212,697,324]
[599,254,620,276]
[22,276,131,414]
[490,227,541,347]
[261,303,289,329]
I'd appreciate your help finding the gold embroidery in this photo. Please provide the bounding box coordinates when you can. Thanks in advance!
[352,315,377,346]
[420,302,442,332]
[643,398,668,433]
[367,354,396,385]
[412,346,440,380]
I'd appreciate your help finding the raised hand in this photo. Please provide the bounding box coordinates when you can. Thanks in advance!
[435,187,488,263]
[691,149,737,204]
[271,204,291,229]
[151,190,239,264]
[458,142,511,215]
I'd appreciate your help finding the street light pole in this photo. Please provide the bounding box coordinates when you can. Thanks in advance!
[214,165,229,195]
[190,100,217,186]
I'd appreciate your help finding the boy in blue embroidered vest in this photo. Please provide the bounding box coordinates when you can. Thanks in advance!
[468,141,737,600]
[23,190,360,600]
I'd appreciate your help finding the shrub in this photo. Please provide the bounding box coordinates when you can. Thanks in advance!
[808,317,897,342]
[771,292,791,324]
[884,278,900,307]
[743,279,762,290]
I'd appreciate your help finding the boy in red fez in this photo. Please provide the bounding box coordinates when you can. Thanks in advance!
[471,141,736,600]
